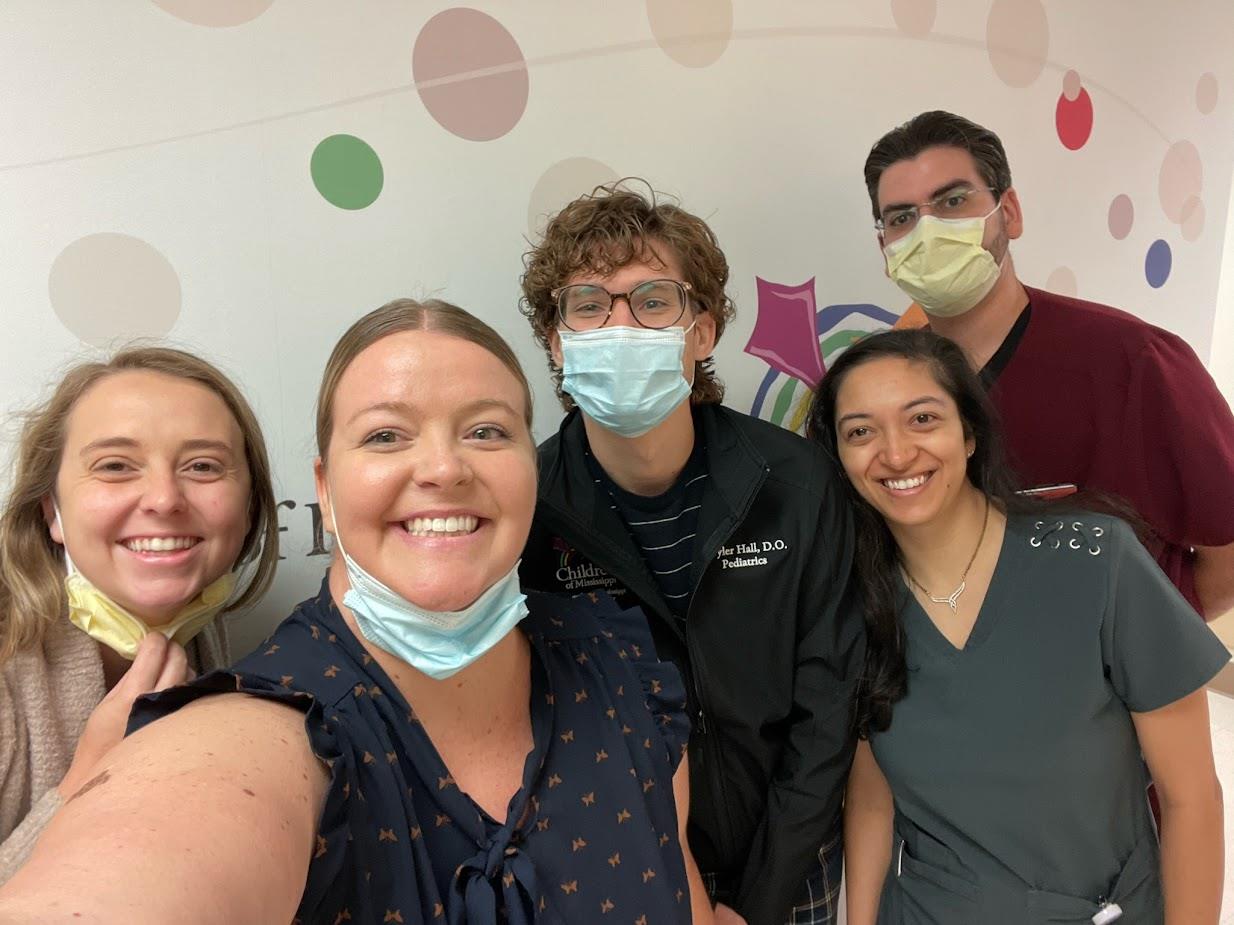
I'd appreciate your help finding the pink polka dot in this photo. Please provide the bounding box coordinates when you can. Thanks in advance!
[151,0,273,27]
[412,9,528,142]
[50,233,182,346]
[1045,266,1077,297]
[891,0,936,36]
[528,158,619,234]
[1197,73,1219,114]
[1055,87,1093,150]
[1158,140,1203,223]
[1107,194,1134,240]
[647,0,733,68]
[986,0,1049,88]
[1180,196,1205,241]
[1062,69,1082,101]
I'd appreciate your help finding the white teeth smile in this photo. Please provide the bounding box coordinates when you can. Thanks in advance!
[123,536,199,553]
[404,515,479,537]
[883,474,930,491]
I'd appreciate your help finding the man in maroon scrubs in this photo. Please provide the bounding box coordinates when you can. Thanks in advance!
[862,109,1234,619]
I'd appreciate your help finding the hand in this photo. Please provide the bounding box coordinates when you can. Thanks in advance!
[58,632,191,800]
[714,904,748,925]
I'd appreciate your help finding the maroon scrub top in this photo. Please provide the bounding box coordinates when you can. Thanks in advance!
[985,286,1234,615]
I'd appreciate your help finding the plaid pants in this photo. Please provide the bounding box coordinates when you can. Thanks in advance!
[703,825,843,925]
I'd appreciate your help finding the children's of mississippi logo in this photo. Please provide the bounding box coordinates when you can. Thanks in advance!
[552,536,619,592]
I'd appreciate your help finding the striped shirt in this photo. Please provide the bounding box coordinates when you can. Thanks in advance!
[585,442,709,619]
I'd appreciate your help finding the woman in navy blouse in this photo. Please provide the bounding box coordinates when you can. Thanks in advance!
[0,299,712,925]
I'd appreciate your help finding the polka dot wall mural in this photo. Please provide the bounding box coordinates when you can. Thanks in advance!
[646,0,733,68]
[310,134,384,210]
[528,157,619,235]
[6,2,1225,368]
[412,8,529,142]
[49,233,182,346]
[150,0,274,28]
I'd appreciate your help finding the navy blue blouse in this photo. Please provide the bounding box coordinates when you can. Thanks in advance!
[131,581,693,924]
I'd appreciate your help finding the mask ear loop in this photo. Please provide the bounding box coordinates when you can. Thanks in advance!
[219,525,264,615]
[51,502,80,577]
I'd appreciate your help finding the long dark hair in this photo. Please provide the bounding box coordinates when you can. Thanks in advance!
[806,330,1035,738]
[807,329,1147,736]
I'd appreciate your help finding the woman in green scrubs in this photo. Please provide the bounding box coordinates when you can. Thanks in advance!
[806,330,1226,924]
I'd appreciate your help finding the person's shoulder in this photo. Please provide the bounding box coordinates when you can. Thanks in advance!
[225,581,371,706]
[535,409,579,462]
[705,403,838,496]
[536,428,563,462]
[1011,508,1133,563]
[1028,286,1184,354]
[523,589,623,641]
[706,403,828,467]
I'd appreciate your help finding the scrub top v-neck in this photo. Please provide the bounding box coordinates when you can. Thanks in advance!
[869,512,1228,924]
[899,515,1013,657]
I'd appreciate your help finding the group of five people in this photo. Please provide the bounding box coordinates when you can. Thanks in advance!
[0,110,1232,924]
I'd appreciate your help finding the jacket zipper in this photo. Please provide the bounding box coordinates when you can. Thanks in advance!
[682,463,772,876]
[682,571,739,866]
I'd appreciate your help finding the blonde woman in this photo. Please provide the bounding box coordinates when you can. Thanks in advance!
[0,347,279,880]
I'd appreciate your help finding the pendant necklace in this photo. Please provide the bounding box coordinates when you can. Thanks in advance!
[904,496,990,613]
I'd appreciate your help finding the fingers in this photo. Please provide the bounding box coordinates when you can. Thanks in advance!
[111,634,191,700]
[152,641,190,692]
[108,632,170,699]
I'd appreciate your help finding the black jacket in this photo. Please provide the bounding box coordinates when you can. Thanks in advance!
[520,404,862,923]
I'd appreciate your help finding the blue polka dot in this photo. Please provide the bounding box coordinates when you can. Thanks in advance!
[1145,239,1172,288]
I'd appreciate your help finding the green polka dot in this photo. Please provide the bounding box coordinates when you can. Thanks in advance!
[311,134,383,210]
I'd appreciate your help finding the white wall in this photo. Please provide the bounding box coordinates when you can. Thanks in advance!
[3,0,1233,655]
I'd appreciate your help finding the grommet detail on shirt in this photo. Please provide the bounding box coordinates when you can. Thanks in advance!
[1070,521,1104,556]
[1030,520,1065,548]
[1031,519,1102,555]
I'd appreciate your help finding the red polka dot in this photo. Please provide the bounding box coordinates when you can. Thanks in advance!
[1055,88,1093,150]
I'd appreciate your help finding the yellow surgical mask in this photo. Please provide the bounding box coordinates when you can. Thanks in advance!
[53,504,236,660]
[65,570,235,660]
[883,204,1003,318]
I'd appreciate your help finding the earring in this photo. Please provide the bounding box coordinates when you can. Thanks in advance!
[966,447,975,458]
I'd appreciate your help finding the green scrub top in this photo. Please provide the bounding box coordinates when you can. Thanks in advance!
[871,513,1228,924]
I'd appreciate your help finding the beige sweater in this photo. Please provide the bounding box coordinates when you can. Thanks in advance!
[0,617,229,883]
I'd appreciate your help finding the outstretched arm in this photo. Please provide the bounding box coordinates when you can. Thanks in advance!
[0,693,327,924]
[1134,688,1223,925]
[1194,542,1234,619]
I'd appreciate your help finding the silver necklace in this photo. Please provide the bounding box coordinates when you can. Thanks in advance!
[904,497,990,613]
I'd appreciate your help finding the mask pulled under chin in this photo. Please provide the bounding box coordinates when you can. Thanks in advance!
[65,570,236,661]
[883,206,1004,318]
[559,323,694,438]
[333,520,529,680]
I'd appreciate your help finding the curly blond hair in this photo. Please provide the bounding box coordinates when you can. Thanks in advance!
[520,179,736,410]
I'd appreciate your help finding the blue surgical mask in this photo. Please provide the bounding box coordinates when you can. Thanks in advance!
[332,524,528,680]
[559,322,694,438]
